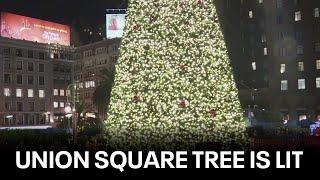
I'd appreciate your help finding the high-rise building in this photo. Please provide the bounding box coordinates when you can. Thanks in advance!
[217,0,320,120]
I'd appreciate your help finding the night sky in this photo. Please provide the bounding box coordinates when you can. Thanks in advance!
[1,0,128,44]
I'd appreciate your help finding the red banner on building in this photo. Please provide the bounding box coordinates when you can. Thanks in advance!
[0,12,70,46]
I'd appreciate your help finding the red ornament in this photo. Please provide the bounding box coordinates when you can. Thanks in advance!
[209,109,217,118]
[179,64,186,70]
[133,25,139,31]
[132,95,140,103]
[197,0,204,5]
[179,99,186,108]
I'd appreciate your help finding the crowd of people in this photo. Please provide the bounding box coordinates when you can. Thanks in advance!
[309,115,320,136]
[282,115,320,136]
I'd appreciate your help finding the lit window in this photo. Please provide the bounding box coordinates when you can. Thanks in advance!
[66,90,71,97]
[60,89,65,96]
[252,62,257,71]
[263,47,268,55]
[281,80,288,91]
[295,11,302,22]
[54,89,59,96]
[280,64,286,74]
[91,81,95,87]
[60,102,65,108]
[249,11,253,18]
[316,77,320,88]
[297,45,303,55]
[4,88,11,97]
[299,115,307,121]
[39,90,45,98]
[315,8,320,18]
[317,60,320,70]
[261,34,266,43]
[53,102,59,108]
[298,79,306,90]
[28,89,34,98]
[298,62,304,72]
[16,89,23,97]
[79,82,84,89]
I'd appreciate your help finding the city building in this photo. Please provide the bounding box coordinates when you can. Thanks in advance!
[217,0,320,120]
[0,34,120,128]
[73,38,120,117]
[0,37,74,128]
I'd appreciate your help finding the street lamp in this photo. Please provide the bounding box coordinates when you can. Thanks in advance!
[64,103,73,134]
[65,83,78,145]
[65,105,72,114]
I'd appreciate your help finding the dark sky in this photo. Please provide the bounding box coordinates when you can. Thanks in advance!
[1,0,127,27]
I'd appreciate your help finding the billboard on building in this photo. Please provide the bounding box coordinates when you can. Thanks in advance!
[0,12,70,46]
[106,13,126,39]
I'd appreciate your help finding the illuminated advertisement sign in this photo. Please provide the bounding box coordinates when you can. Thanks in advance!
[0,12,70,46]
[106,14,126,39]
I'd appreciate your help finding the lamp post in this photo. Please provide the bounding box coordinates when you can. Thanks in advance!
[64,103,72,134]
[66,84,77,145]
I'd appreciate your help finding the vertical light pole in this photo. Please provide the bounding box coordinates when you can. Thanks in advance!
[66,84,77,145]
[64,103,72,133]
[73,105,77,145]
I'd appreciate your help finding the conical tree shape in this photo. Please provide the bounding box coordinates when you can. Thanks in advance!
[106,0,247,149]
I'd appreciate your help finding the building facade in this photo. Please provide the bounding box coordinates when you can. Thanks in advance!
[0,36,120,128]
[73,39,120,117]
[0,37,74,128]
[218,0,320,120]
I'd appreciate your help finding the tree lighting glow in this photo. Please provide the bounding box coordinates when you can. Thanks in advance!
[106,0,247,149]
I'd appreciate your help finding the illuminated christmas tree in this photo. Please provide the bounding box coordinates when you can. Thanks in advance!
[106,0,247,149]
